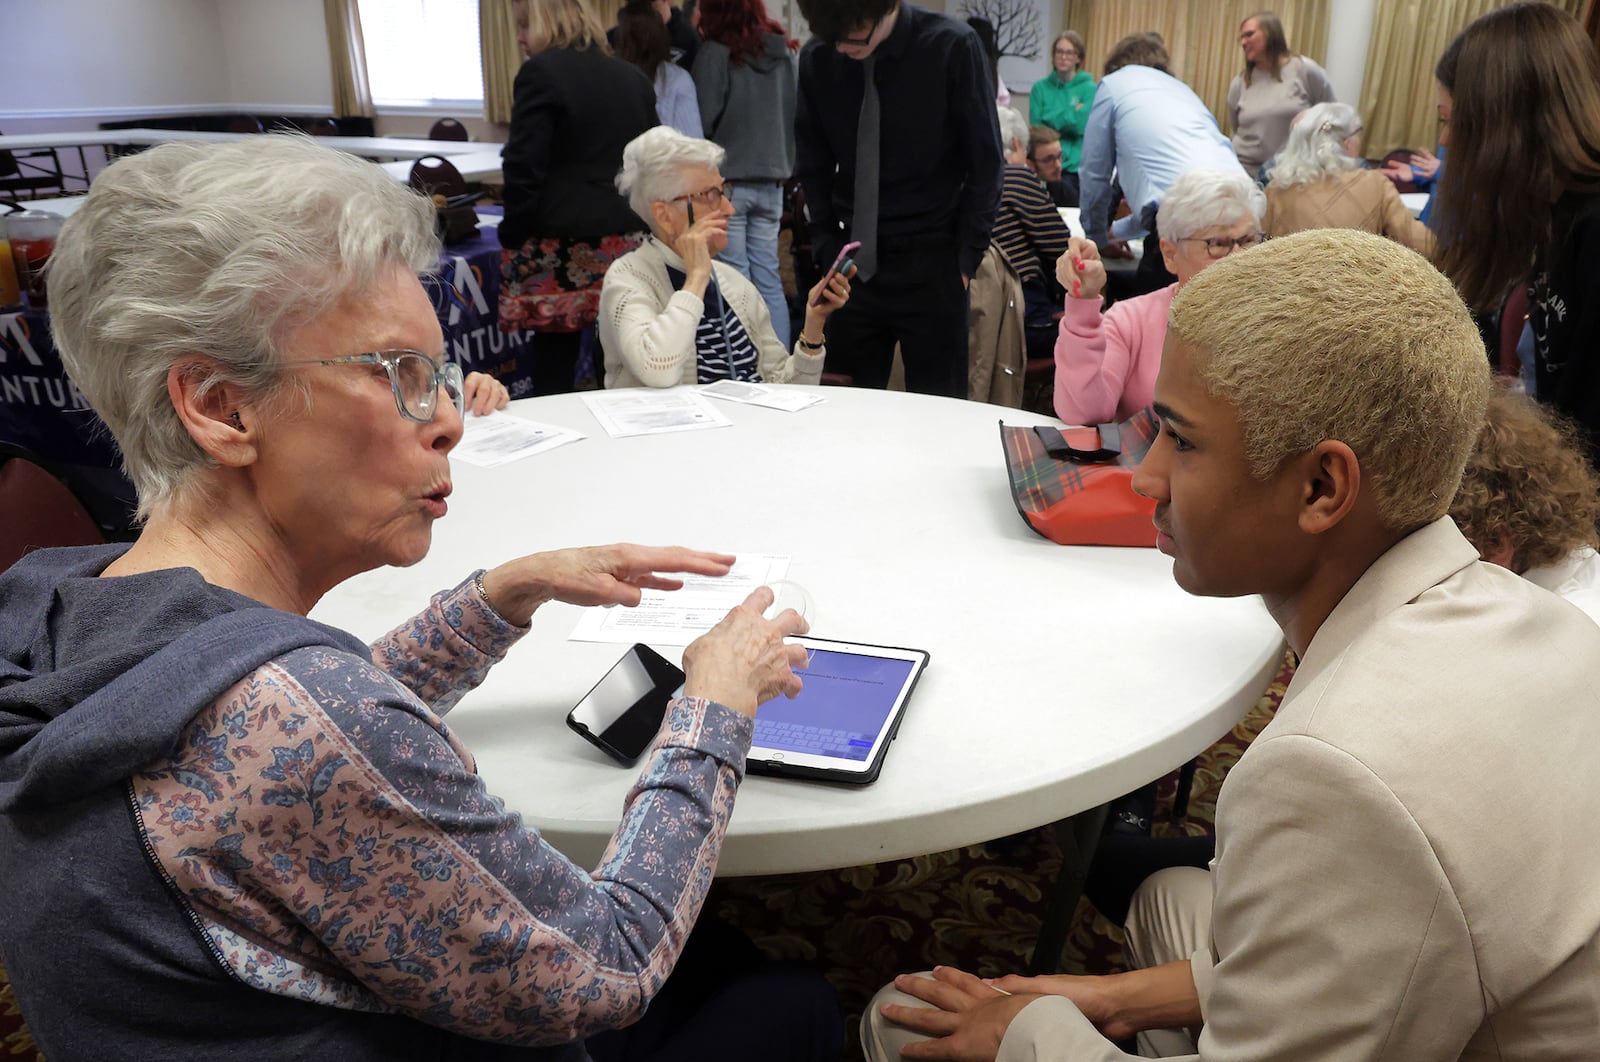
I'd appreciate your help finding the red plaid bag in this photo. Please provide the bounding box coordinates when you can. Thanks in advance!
[998,408,1160,547]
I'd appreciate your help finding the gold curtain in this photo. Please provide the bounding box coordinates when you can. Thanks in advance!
[1360,0,1591,157]
[1050,0,1328,129]
[324,0,375,118]
[479,0,522,124]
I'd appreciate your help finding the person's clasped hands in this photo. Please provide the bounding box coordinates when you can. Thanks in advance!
[478,545,809,715]
[877,965,1133,1062]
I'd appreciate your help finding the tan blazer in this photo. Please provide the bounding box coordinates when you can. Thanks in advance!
[1264,168,1435,257]
[998,517,1600,1060]
[965,243,1025,408]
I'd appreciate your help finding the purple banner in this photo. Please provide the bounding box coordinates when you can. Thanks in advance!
[428,208,541,400]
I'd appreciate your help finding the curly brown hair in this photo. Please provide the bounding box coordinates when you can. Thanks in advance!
[1449,386,1600,573]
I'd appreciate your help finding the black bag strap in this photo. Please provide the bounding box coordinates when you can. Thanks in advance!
[1033,422,1122,463]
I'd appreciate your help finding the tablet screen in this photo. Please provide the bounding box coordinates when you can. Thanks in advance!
[747,638,928,783]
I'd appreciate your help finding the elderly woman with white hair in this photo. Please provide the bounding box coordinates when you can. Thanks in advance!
[0,134,840,1059]
[599,126,852,387]
[994,105,1072,347]
[1054,168,1266,425]
[1264,101,1433,254]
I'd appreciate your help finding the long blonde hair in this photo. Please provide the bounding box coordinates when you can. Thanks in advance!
[515,0,611,54]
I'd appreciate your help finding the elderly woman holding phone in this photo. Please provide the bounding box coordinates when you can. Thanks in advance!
[0,135,831,1059]
[599,126,853,388]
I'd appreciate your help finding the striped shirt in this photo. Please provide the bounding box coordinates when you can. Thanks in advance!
[666,265,762,382]
[993,164,1072,287]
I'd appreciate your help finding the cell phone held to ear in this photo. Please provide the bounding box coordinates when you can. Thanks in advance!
[566,644,685,766]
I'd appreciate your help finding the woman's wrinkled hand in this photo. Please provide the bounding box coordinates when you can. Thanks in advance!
[480,544,737,627]
[804,262,855,326]
[677,214,726,289]
[1057,237,1107,302]
[682,586,810,716]
[463,371,510,416]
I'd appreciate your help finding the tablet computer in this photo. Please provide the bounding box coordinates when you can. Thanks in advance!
[746,636,929,785]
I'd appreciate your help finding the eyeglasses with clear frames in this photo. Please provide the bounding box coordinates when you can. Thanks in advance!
[671,182,734,210]
[1180,232,1266,259]
[266,350,465,423]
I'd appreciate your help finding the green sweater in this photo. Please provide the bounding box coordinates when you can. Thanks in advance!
[1029,70,1096,173]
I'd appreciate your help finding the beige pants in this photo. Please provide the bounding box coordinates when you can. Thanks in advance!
[860,866,1213,1060]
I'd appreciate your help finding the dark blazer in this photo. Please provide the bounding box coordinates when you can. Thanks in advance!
[499,46,658,249]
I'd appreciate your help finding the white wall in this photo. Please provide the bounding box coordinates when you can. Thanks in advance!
[0,0,228,125]
[217,0,334,109]
[0,0,334,133]
[1322,0,1380,107]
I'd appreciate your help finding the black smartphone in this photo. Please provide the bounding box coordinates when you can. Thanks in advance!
[686,200,695,225]
[566,644,686,766]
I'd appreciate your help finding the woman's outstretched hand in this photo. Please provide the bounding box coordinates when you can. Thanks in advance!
[480,544,737,627]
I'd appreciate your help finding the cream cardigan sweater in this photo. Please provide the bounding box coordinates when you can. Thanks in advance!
[598,237,825,388]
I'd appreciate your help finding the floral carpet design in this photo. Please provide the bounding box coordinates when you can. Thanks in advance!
[0,652,1294,1060]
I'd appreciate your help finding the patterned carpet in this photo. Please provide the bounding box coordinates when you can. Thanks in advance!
[0,651,1295,1060]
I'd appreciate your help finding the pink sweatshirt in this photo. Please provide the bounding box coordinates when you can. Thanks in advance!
[1053,282,1178,426]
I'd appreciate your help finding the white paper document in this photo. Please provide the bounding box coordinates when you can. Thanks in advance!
[700,380,825,412]
[581,388,734,438]
[451,411,585,467]
[569,554,791,646]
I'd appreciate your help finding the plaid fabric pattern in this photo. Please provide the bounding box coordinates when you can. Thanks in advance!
[999,407,1161,547]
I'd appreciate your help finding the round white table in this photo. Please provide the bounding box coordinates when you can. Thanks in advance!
[312,387,1283,876]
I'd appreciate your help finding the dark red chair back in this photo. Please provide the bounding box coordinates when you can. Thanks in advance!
[1379,149,1419,193]
[0,455,105,572]
[429,118,470,141]
[408,155,468,199]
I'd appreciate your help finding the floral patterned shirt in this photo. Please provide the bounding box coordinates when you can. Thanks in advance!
[129,576,752,1048]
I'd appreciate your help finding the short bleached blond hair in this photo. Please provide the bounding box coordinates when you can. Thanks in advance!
[1169,228,1490,530]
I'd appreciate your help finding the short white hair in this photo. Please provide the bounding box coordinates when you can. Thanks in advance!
[1270,102,1364,188]
[49,134,438,520]
[1157,169,1266,240]
[615,126,727,223]
[997,105,1029,155]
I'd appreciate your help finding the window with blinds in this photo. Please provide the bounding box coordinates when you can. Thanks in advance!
[358,0,485,108]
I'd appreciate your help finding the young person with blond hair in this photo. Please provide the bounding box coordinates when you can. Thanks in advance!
[864,230,1600,1060]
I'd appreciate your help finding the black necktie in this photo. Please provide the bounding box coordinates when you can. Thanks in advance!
[852,55,880,281]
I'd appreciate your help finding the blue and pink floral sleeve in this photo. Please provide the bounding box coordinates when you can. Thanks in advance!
[128,578,752,1047]
[367,573,523,716]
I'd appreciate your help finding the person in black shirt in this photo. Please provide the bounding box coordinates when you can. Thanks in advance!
[1027,124,1076,207]
[795,0,1003,397]
[501,0,658,394]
